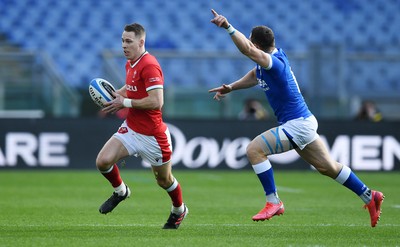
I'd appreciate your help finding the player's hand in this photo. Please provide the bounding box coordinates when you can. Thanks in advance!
[210,9,230,29]
[115,88,127,98]
[103,92,124,114]
[208,84,232,101]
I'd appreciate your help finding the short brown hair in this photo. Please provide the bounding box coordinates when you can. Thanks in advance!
[250,26,275,51]
[124,23,146,37]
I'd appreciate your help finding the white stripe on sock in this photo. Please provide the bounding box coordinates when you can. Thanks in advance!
[335,165,351,184]
[252,160,272,174]
[166,178,178,192]
[100,165,114,174]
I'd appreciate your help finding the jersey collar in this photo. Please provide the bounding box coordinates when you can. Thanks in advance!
[129,51,148,68]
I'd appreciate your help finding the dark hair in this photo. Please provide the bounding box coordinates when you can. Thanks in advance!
[124,23,145,37]
[250,26,275,52]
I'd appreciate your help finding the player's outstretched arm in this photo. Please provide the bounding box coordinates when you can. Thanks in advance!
[210,9,230,28]
[210,9,252,54]
[208,84,232,101]
[208,69,258,101]
[210,9,271,68]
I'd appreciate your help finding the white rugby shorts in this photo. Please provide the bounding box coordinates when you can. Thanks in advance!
[281,115,319,150]
[113,121,172,166]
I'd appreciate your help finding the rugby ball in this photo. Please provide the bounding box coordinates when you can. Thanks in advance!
[88,78,116,107]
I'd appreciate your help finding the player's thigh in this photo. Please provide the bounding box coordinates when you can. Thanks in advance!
[96,136,129,168]
[250,126,294,156]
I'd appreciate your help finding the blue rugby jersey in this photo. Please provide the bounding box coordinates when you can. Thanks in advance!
[255,48,312,124]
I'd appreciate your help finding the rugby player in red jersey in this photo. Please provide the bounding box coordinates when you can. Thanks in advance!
[97,23,188,229]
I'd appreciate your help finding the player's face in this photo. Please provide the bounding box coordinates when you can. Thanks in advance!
[122,31,144,60]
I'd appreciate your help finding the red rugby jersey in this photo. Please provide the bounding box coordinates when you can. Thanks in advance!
[125,52,167,135]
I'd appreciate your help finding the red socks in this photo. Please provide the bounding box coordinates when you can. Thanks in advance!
[101,165,183,207]
[100,164,123,187]
[166,180,183,207]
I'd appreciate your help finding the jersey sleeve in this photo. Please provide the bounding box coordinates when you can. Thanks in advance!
[266,54,285,74]
[142,64,164,91]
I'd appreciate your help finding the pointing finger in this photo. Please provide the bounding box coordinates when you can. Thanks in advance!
[211,9,218,17]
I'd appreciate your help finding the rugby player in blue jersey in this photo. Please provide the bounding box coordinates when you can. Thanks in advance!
[209,9,383,227]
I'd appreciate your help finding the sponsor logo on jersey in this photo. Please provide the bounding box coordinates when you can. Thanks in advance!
[149,77,161,83]
[257,78,270,91]
[126,85,138,92]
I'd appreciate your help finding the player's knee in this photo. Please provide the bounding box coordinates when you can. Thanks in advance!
[95,153,113,171]
[155,176,173,189]
[246,141,265,160]
[153,170,170,188]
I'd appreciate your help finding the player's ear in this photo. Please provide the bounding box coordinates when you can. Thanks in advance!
[139,38,145,47]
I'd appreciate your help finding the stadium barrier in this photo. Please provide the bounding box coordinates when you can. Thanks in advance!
[0,118,399,171]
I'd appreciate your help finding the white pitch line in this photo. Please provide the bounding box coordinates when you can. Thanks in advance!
[276,186,303,193]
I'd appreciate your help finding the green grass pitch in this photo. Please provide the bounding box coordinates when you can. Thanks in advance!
[0,170,399,246]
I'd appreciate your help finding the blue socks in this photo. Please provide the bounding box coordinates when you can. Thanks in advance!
[252,160,280,204]
[253,161,371,204]
[335,165,371,204]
